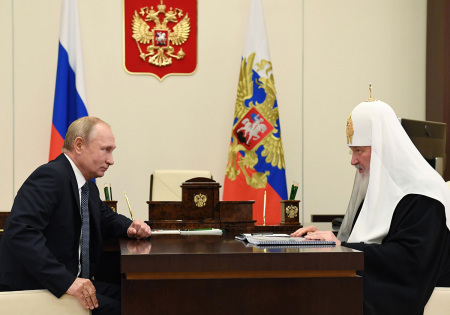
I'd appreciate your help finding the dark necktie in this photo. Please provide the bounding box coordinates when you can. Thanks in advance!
[80,182,90,279]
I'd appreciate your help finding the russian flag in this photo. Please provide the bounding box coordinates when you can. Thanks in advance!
[223,0,288,225]
[49,0,88,161]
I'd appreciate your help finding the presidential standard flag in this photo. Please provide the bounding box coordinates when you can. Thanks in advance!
[223,0,288,225]
[49,0,88,161]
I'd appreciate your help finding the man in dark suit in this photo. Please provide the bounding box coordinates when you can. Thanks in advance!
[0,117,151,314]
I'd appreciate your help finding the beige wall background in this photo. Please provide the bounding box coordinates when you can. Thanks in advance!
[0,0,427,224]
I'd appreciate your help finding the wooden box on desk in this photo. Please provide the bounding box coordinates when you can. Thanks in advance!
[147,177,222,229]
[147,177,255,231]
[181,177,221,220]
[220,201,255,231]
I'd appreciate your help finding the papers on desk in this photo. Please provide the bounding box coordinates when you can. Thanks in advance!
[152,228,223,236]
[236,234,335,246]
[152,229,180,235]
[181,229,223,235]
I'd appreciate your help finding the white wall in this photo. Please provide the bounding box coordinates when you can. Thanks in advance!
[303,1,427,218]
[0,0,14,213]
[1,0,427,225]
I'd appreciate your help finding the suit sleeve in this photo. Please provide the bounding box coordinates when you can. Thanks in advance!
[89,183,133,240]
[342,194,450,315]
[2,165,77,297]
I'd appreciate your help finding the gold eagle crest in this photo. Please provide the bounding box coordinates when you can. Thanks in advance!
[194,193,207,208]
[131,1,190,67]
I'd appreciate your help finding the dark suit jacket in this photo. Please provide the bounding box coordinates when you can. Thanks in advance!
[0,154,132,297]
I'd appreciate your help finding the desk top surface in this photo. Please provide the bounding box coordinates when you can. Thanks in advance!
[120,233,350,255]
[120,233,363,274]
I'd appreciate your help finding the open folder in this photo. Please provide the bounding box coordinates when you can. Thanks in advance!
[237,234,335,246]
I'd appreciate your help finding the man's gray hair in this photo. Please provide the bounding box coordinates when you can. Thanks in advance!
[62,117,110,152]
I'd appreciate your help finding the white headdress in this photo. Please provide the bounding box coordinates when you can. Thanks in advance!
[338,100,450,244]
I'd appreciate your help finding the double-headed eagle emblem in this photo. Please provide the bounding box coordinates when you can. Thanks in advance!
[131,0,190,67]
[226,53,286,189]
[286,205,299,219]
[194,193,207,208]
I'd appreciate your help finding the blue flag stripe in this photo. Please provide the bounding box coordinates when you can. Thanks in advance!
[52,42,88,138]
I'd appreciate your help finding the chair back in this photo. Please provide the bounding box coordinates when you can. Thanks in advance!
[424,287,450,315]
[0,289,91,315]
[150,170,212,201]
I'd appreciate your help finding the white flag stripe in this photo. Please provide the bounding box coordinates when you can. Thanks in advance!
[242,0,270,65]
[58,0,87,104]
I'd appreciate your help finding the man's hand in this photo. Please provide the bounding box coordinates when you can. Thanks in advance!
[127,219,152,239]
[290,225,341,245]
[303,230,341,245]
[66,278,98,310]
[290,225,318,237]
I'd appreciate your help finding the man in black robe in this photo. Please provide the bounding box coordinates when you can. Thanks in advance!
[292,99,450,315]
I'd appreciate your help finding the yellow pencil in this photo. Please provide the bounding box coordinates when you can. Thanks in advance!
[124,191,135,221]
[263,190,267,226]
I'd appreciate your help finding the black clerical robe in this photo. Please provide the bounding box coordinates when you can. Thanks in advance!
[342,194,450,315]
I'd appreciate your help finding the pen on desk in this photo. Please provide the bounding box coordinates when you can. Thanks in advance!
[263,190,267,226]
[109,183,113,200]
[124,191,135,221]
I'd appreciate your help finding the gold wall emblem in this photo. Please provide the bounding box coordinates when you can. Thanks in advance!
[194,193,207,208]
[124,0,197,80]
[131,1,190,67]
[286,205,298,219]
[346,114,354,145]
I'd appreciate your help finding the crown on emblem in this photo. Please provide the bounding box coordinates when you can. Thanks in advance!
[157,0,166,12]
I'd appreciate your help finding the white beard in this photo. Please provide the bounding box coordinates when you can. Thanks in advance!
[337,171,370,242]
[353,171,370,208]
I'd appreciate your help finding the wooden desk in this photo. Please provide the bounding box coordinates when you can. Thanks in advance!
[120,234,363,315]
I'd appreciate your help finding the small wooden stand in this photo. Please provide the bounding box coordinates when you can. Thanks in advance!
[104,201,118,213]
[280,200,301,225]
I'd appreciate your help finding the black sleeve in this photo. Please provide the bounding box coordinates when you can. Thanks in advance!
[342,194,450,315]
[89,183,132,240]
[2,166,77,297]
